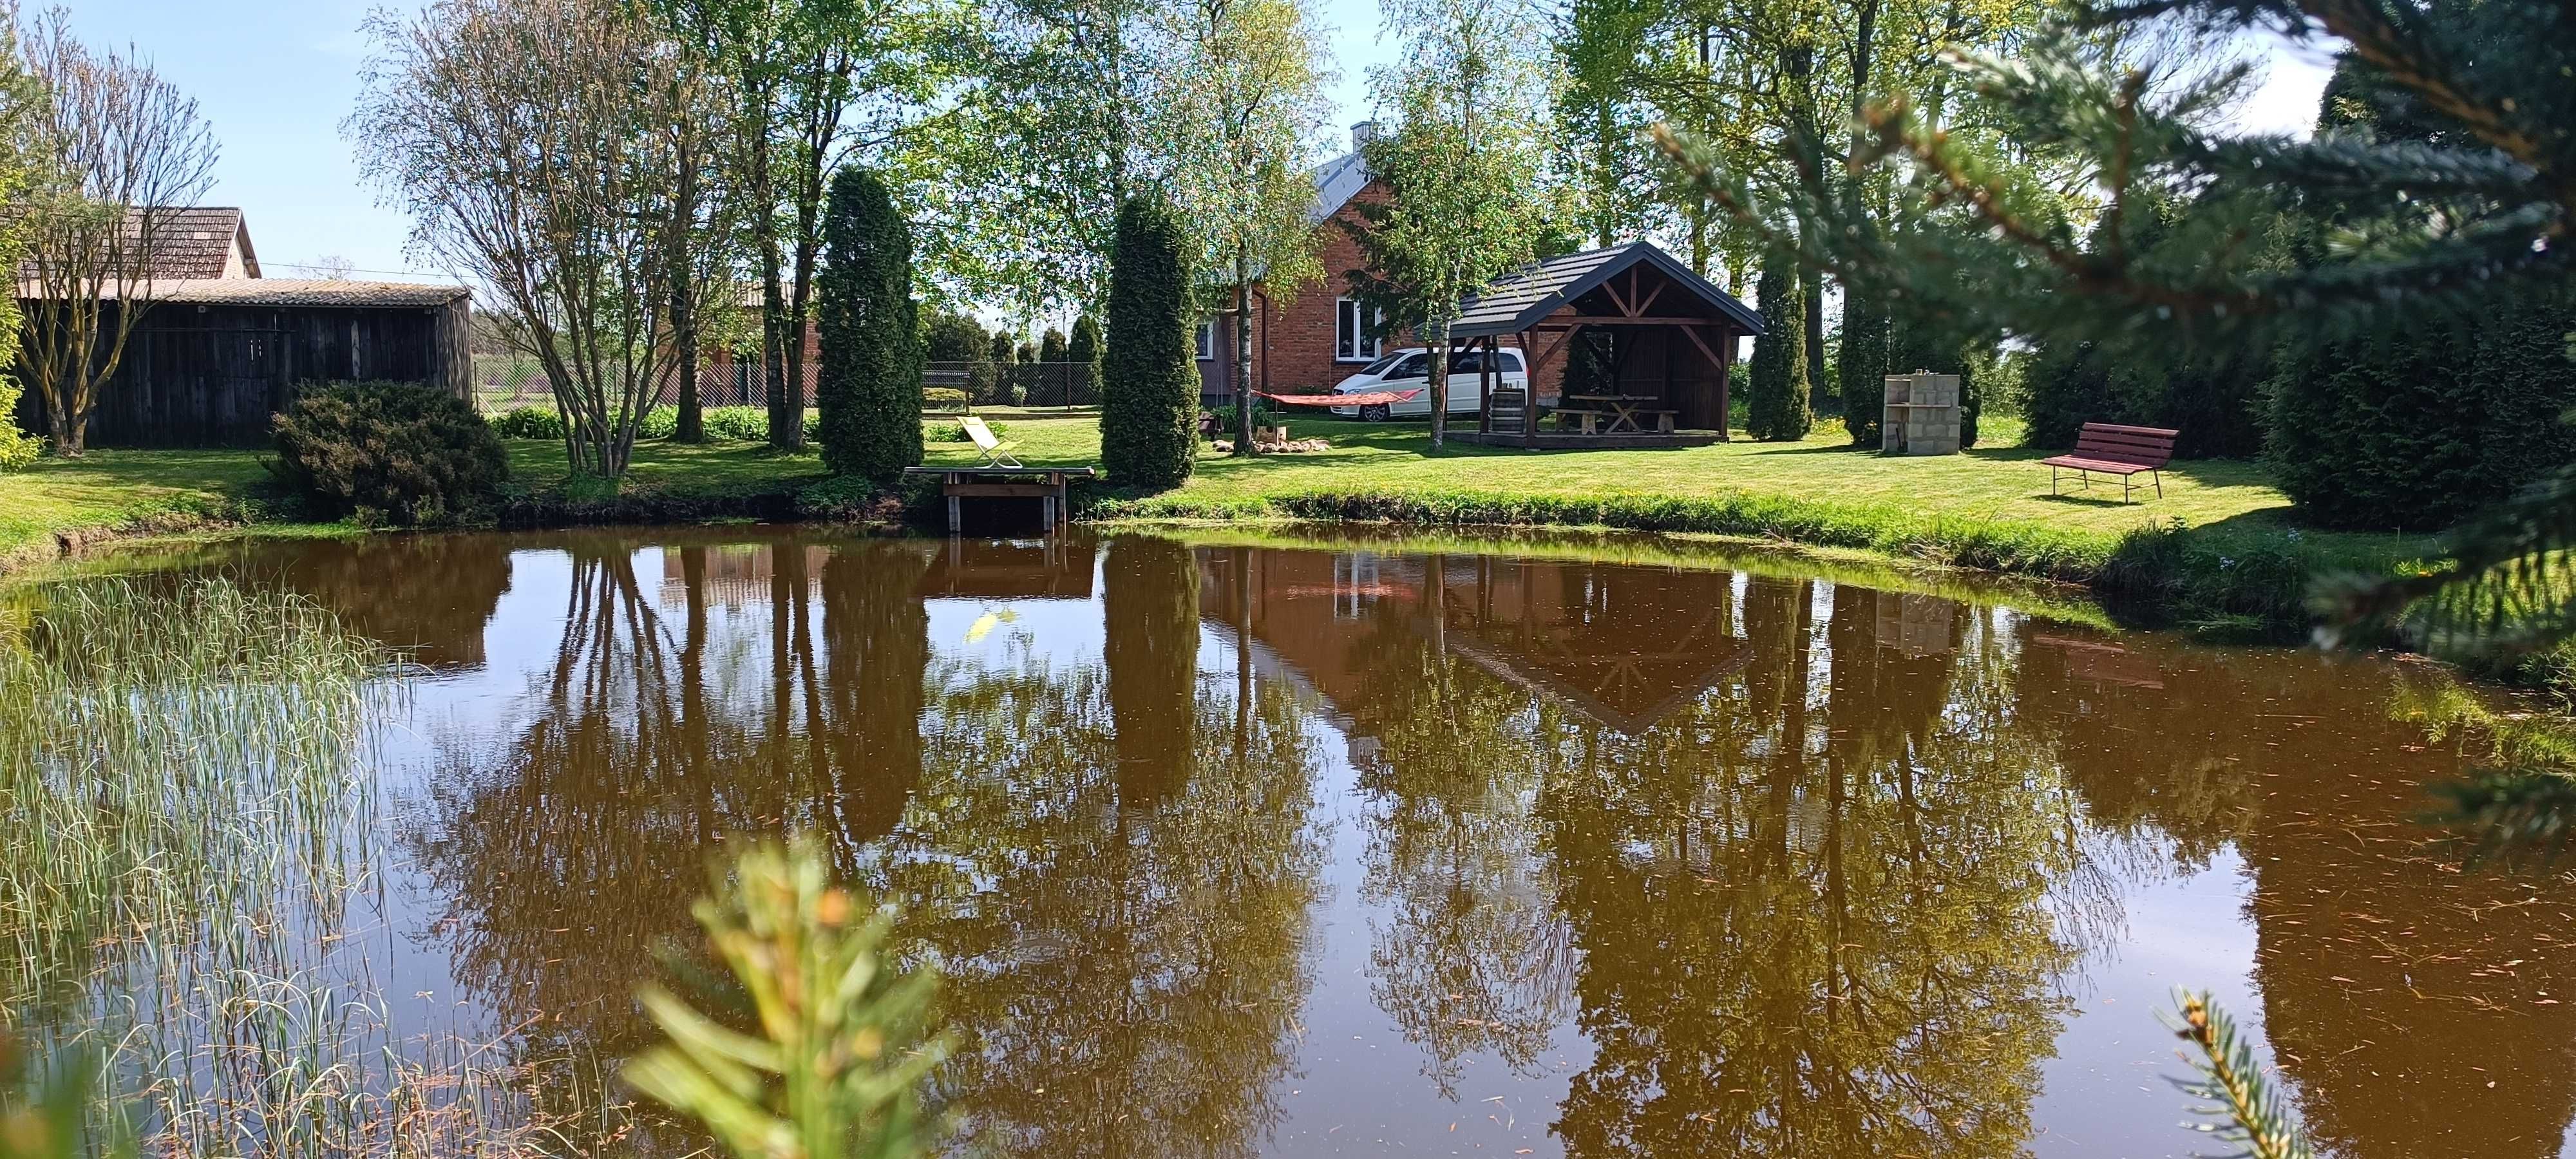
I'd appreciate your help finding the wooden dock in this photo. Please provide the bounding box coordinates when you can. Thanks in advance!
[903,466,1096,534]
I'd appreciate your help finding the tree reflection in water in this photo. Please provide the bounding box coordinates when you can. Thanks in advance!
[334,527,2576,1157]
[404,532,1325,1158]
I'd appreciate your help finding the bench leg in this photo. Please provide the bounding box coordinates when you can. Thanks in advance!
[2153,470,2163,499]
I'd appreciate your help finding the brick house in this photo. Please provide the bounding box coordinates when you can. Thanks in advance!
[1194,122,1560,408]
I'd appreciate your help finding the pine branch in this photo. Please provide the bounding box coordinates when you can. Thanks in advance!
[2161,990,2315,1159]
[2428,768,2576,863]
[2314,462,2576,659]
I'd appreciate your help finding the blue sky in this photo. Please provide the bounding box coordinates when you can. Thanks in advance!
[57,0,2333,287]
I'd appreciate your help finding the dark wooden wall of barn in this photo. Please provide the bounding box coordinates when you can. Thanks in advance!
[11,299,473,448]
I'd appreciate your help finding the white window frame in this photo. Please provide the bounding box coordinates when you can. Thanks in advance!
[1336,296,1385,363]
[1195,318,1216,361]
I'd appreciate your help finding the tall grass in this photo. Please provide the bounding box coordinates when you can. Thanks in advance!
[0,576,629,1154]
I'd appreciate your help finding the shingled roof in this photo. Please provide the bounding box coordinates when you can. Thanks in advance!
[15,206,262,283]
[1449,241,1763,339]
[140,207,258,278]
[17,278,468,308]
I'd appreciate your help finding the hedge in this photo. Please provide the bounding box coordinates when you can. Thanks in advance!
[2266,288,2576,530]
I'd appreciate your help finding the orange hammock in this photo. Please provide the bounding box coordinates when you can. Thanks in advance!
[1254,388,1422,407]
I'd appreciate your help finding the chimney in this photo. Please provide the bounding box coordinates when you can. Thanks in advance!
[1350,120,1381,153]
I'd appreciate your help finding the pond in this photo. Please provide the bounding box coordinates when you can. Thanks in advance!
[10,525,2575,1156]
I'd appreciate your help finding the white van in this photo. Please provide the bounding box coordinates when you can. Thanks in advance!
[1327,346,1528,421]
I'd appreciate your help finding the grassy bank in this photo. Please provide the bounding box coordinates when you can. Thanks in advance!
[1039,415,2431,636]
[1,413,2437,638]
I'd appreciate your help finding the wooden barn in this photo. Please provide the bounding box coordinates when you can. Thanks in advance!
[13,207,473,448]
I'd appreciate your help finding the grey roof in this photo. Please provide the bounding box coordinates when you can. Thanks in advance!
[1307,149,1372,226]
[1448,241,1763,339]
[19,277,469,308]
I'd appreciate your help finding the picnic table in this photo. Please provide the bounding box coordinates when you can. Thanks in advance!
[1556,393,1676,435]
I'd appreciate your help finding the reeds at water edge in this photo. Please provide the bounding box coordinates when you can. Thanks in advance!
[0,576,631,1154]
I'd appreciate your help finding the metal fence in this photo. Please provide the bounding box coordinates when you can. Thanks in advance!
[925,360,1099,409]
[476,355,1090,413]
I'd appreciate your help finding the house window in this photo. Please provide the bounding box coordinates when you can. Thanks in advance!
[1336,297,1383,361]
[1195,318,1215,361]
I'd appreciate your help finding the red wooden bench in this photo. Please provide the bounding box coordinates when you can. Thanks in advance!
[2043,422,2179,503]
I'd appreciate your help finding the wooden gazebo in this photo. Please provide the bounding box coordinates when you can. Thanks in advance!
[1448,241,1763,449]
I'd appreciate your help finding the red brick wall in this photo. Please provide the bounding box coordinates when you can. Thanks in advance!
[1197,182,1560,408]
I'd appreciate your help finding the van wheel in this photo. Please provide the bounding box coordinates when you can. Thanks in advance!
[1360,403,1390,422]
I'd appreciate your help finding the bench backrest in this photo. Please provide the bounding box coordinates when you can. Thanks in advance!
[960,415,1004,453]
[2073,422,2179,467]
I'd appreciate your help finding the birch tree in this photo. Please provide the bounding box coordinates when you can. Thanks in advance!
[352,0,699,478]
[13,6,218,457]
[1160,0,1334,455]
[1345,0,1557,450]
[662,0,967,451]
[938,0,1163,317]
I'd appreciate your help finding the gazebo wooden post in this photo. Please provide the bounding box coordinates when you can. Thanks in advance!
[1521,328,1540,448]
[1478,335,1495,435]
[1714,325,1732,441]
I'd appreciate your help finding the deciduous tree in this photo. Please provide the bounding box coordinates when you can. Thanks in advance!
[1344,0,1557,451]
[661,0,968,451]
[354,0,698,479]
[1160,0,1334,455]
[12,6,218,457]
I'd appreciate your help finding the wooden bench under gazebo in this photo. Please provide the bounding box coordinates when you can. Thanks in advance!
[1444,241,1764,449]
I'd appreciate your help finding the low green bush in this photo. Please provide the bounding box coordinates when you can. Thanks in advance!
[701,406,768,440]
[2266,288,2576,531]
[927,419,1009,442]
[489,404,564,440]
[0,375,39,470]
[638,405,679,440]
[271,381,508,526]
[924,386,968,411]
[1205,400,1278,436]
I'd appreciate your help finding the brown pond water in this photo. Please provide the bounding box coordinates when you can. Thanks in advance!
[57,526,2576,1156]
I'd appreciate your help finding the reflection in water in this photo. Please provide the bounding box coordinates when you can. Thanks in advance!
[112,528,2576,1156]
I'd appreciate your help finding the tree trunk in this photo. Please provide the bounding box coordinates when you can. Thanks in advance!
[672,142,705,444]
[1427,331,1448,450]
[1233,257,1257,456]
[1802,263,1827,411]
[44,393,82,457]
[741,89,797,453]
[784,229,818,451]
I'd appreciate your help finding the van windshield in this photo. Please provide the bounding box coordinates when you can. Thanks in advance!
[1359,353,1403,375]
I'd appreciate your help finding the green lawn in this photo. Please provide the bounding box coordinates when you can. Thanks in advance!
[935,413,2299,540]
[0,449,273,567]
[0,414,2311,560]
[2,413,2409,638]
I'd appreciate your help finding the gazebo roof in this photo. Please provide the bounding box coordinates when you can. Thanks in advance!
[1448,240,1763,339]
